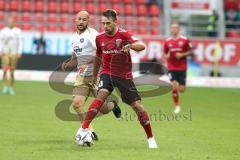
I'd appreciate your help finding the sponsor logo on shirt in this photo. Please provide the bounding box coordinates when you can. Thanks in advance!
[80,38,84,43]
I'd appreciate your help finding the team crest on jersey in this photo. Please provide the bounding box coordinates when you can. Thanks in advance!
[169,43,173,47]
[101,42,105,46]
[178,41,183,46]
[80,38,84,43]
[115,39,122,48]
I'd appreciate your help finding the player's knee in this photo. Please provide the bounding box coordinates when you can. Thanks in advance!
[179,86,186,93]
[172,81,178,90]
[99,103,111,114]
[72,99,85,110]
[131,101,145,113]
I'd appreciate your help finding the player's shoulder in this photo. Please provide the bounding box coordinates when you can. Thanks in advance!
[165,37,173,42]
[70,32,78,40]
[13,27,21,32]
[179,35,189,41]
[87,27,98,35]
[96,31,106,39]
[1,27,9,32]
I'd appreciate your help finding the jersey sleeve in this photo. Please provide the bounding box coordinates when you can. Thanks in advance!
[70,35,75,54]
[163,41,169,54]
[17,29,23,55]
[0,29,3,52]
[185,38,193,51]
[95,37,102,57]
[89,29,98,49]
[125,31,138,44]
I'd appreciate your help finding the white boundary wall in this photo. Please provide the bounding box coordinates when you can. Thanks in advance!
[0,70,239,88]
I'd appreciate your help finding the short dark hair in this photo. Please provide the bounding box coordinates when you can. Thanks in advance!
[171,21,180,26]
[102,9,117,21]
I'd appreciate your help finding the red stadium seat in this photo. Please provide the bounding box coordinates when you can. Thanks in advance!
[125,16,136,26]
[47,13,59,23]
[124,4,134,16]
[117,16,125,25]
[0,23,4,29]
[35,13,45,23]
[60,1,72,13]
[47,1,58,13]
[86,3,95,14]
[151,28,160,35]
[9,12,18,20]
[99,0,108,2]
[226,30,240,38]
[111,4,122,15]
[60,14,71,23]
[136,0,146,4]
[123,0,132,4]
[22,0,32,12]
[0,11,4,20]
[111,0,121,3]
[151,17,160,26]
[137,17,148,26]
[137,27,149,35]
[21,23,31,30]
[21,12,31,22]
[73,2,84,13]
[99,3,108,13]
[0,0,5,11]
[34,1,44,12]
[149,5,160,17]
[60,24,72,32]
[136,5,147,16]
[34,24,45,32]
[9,0,18,11]
[47,24,58,31]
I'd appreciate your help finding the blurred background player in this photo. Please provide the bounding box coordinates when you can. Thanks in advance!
[163,22,193,114]
[61,11,121,142]
[33,31,47,55]
[0,17,22,95]
[77,9,158,148]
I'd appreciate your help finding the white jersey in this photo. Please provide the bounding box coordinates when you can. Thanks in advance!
[71,27,98,76]
[0,27,22,55]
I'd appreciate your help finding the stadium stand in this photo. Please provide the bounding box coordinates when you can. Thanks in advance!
[0,0,162,35]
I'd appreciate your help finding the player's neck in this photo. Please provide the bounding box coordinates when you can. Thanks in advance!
[172,34,180,40]
[77,28,87,34]
[106,27,118,36]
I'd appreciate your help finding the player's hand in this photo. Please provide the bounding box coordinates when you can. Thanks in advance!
[121,44,132,53]
[17,54,22,59]
[78,65,87,73]
[166,53,170,60]
[91,76,98,86]
[175,53,184,60]
[61,62,67,71]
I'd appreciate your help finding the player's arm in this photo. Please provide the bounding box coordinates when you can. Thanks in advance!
[92,37,102,83]
[61,52,78,71]
[163,41,170,60]
[17,29,23,58]
[122,41,145,52]
[176,40,193,59]
[92,55,102,79]
[130,41,145,51]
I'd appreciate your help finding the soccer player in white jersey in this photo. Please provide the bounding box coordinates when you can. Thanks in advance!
[0,17,22,95]
[61,11,121,142]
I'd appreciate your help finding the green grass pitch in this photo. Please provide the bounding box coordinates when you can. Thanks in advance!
[0,81,239,160]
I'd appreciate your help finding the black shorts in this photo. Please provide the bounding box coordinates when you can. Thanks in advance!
[98,74,141,105]
[168,70,187,85]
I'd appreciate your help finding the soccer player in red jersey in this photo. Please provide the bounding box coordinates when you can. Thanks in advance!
[163,22,193,114]
[76,9,158,148]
